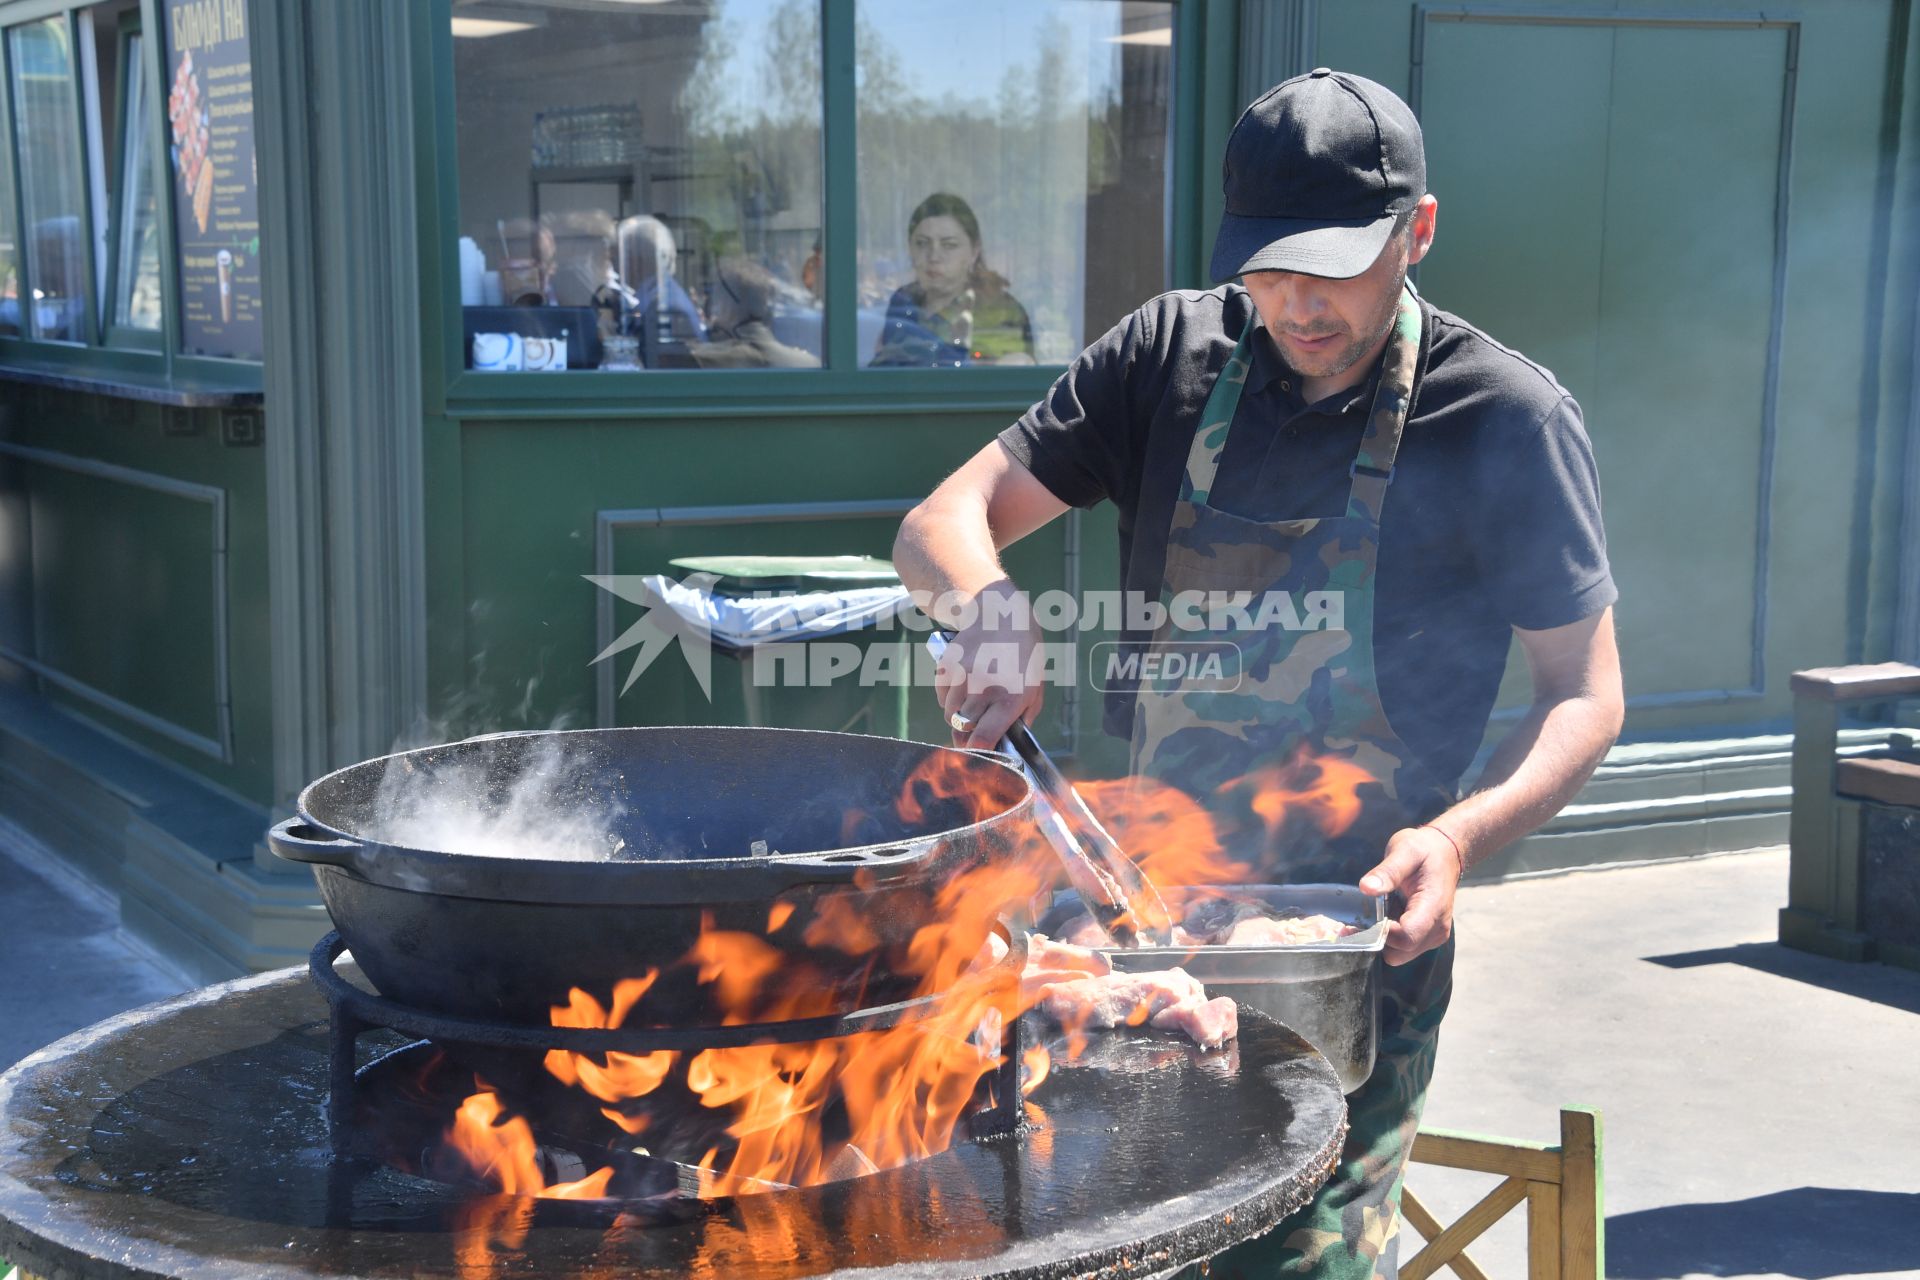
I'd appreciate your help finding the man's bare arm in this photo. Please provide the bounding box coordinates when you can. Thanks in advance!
[893,440,1070,746]
[1361,606,1624,964]
[894,439,1069,607]
[1441,606,1626,857]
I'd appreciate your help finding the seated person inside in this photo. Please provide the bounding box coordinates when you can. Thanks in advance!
[872,193,1034,367]
[603,215,707,366]
[688,257,820,369]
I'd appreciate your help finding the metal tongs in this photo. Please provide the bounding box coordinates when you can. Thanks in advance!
[927,634,1174,948]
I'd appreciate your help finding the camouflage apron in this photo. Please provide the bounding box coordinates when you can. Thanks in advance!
[1137,289,1454,1279]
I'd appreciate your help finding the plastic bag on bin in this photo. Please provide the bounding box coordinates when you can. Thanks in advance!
[638,574,913,653]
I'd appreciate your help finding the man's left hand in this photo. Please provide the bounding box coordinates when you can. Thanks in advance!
[1359,826,1462,966]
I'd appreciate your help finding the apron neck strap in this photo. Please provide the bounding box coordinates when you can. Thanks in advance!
[1345,286,1423,522]
[1180,314,1257,505]
[1181,286,1425,519]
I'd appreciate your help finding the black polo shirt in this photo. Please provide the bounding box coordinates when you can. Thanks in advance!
[998,284,1616,794]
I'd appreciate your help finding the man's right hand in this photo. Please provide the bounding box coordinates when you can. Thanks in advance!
[935,579,1044,750]
[894,438,1072,748]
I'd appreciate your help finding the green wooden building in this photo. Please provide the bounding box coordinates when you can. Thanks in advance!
[0,0,1915,979]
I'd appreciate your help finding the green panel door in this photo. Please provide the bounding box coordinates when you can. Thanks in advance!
[25,459,224,745]
[1590,24,1787,700]
[1317,6,1812,724]
[0,396,274,803]
[1415,20,1612,400]
[1316,1,1912,742]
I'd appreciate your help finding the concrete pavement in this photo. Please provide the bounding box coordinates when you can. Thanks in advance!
[0,820,191,1072]
[1415,847,1920,1280]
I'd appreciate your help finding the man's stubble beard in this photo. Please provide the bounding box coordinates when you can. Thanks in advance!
[1293,265,1409,380]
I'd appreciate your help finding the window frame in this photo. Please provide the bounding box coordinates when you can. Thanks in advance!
[102,8,159,350]
[421,0,1217,419]
[0,0,259,394]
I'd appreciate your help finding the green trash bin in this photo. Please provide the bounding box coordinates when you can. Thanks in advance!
[667,555,919,738]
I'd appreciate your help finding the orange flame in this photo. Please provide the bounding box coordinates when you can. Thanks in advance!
[1077,749,1374,890]
[1076,775,1241,887]
[1021,1044,1051,1095]
[1230,750,1371,843]
[442,743,1371,1208]
[447,1088,618,1200]
[542,971,676,1122]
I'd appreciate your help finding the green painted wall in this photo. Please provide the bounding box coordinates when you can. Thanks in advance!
[1315,0,1919,741]
[0,385,274,803]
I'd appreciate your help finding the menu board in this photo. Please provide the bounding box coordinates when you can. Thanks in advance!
[163,0,260,361]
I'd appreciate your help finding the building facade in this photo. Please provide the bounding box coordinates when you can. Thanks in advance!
[1,0,1917,978]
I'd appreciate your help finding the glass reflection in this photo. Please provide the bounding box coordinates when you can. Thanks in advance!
[451,0,823,372]
[10,16,93,342]
[871,193,1033,368]
[0,92,17,337]
[858,0,1174,368]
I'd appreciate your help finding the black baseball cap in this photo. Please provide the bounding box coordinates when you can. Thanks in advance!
[1210,68,1426,283]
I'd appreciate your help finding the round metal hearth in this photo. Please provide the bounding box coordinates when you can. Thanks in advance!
[0,964,1347,1279]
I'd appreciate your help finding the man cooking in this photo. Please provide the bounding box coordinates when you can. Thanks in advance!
[893,69,1625,1276]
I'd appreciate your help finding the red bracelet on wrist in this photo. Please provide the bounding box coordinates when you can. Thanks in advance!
[1421,823,1466,876]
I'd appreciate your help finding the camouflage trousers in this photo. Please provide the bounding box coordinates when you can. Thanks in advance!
[1183,940,1454,1280]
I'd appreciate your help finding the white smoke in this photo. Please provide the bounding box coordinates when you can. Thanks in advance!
[367,731,631,862]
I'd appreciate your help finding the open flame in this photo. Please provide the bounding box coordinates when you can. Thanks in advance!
[449,1087,618,1200]
[443,744,1370,1203]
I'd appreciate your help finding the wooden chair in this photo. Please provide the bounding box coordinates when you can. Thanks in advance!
[1400,1106,1603,1280]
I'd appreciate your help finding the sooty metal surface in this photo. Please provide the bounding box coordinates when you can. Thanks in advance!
[0,965,1347,1279]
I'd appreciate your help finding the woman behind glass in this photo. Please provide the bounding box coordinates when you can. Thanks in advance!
[873,193,1034,367]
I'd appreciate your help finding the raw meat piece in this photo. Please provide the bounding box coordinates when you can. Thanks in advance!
[1014,932,1238,1052]
[1174,892,1364,947]
[973,931,1010,970]
[1057,915,1114,948]
[1036,967,1207,1032]
[1220,913,1359,946]
[1026,933,1112,977]
[1018,934,1112,1000]
[1148,995,1238,1051]
[1054,896,1361,948]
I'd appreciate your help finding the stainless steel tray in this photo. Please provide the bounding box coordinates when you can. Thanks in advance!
[1040,884,1385,1093]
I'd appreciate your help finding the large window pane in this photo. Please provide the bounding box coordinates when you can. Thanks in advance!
[452,0,824,373]
[9,17,93,343]
[857,0,1173,368]
[112,30,160,331]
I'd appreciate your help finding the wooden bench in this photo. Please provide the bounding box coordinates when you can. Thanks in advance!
[1401,1106,1603,1280]
[1780,662,1920,969]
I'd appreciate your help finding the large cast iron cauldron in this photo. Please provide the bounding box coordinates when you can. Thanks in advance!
[270,727,1032,1028]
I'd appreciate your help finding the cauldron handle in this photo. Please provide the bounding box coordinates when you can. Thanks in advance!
[268,817,364,869]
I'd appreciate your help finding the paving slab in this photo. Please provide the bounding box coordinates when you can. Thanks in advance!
[1411,847,1920,1280]
[0,821,192,1071]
